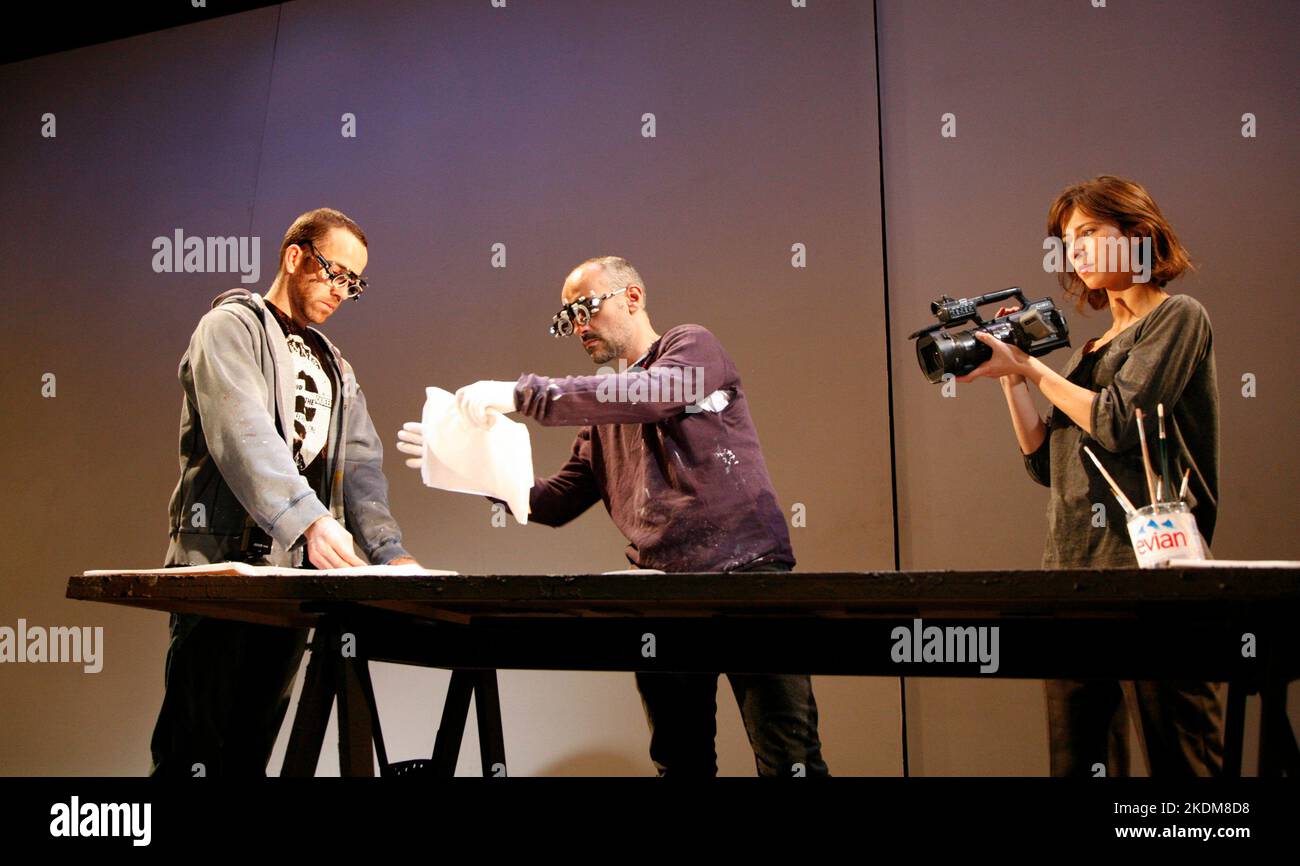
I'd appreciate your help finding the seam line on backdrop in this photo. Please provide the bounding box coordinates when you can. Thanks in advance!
[247,5,283,238]
[872,0,910,781]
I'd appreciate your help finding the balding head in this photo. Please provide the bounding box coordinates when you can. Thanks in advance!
[563,256,646,306]
[559,256,657,365]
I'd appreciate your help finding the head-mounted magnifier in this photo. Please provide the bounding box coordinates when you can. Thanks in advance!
[549,286,626,337]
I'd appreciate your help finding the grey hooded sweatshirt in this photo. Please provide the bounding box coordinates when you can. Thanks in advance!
[165,288,410,567]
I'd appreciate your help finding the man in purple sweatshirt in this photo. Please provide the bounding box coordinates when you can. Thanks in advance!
[398,256,828,777]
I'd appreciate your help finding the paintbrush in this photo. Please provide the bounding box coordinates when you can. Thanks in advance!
[1157,403,1173,503]
[1135,407,1159,506]
[1083,446,1137,517]
[1178,467,1191,501]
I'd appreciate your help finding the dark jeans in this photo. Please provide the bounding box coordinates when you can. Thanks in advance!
[634,559,829,777]
[1045,679,1224,777]
[149,612,308,777]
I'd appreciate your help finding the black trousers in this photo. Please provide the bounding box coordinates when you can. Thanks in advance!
[633,560,830,777]
[149,612,308,777]
[1045,679,1224,777]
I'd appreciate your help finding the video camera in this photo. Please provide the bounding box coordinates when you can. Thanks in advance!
[908,287,1071,383]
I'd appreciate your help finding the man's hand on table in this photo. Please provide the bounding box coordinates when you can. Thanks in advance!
[303,515,367,569]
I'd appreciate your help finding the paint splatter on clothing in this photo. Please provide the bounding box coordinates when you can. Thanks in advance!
[512,324,795,572]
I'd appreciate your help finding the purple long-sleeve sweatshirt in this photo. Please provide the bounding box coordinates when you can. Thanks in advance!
[510,324,795,573]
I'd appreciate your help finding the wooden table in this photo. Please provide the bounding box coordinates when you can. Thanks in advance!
[67,567,1300,777]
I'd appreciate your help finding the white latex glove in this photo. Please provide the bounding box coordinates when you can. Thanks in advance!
[455,380,518,428]
[396,421,427,469]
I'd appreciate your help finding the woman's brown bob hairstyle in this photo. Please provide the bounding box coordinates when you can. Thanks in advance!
[1047,175,1194,311]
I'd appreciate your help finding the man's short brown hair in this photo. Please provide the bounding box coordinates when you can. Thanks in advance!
[277,208,368,276]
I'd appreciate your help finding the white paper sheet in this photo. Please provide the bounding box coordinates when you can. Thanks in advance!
[1165,559,1300,569]
[84,562,458,577]
[420,386,534,524]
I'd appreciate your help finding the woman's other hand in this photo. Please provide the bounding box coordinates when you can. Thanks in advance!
[956,330,1033,383]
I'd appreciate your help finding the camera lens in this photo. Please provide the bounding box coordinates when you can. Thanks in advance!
[915,330,993,382]
[915,334,949,383]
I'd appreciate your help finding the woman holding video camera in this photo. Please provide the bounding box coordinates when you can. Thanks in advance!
[956,175,1223,777]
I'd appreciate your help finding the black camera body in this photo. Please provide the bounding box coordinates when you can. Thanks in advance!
[908,287,1070,383]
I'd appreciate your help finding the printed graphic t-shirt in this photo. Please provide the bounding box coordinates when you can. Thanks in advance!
[267,301,339,503]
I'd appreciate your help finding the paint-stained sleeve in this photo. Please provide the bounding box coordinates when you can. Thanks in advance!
[341,369,412,564]
[491,427,602,527]
[513,325,736,426]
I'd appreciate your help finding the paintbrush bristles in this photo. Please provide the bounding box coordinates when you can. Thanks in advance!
[1135,408,1159,506]
[1156,402,1173,503]
[1083,445,1137,516]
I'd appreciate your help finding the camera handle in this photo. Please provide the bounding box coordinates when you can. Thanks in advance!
[967,286,1028,325]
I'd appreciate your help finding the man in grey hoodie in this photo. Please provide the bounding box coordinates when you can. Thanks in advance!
[150,208,416,776]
